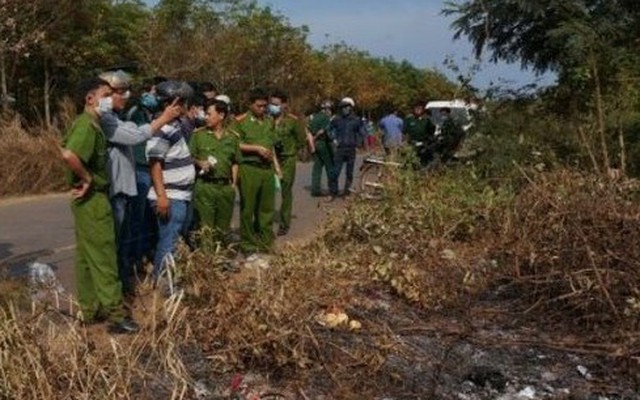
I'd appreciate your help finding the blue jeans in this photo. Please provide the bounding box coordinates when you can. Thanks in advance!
[151,199,189,278]
[110,193,134,295]
[329,147,356,196]
[130,167,156,266]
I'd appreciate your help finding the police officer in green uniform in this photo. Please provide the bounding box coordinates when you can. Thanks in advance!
[269,89,306,236]
[403,100,436,166]
[60,78,138,334]
[231,88,282,254]
[438,107,466,163]
[309,100,334,197]
[190,100,240,241]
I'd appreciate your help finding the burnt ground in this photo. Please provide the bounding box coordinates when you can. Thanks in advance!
[164,281,639,400]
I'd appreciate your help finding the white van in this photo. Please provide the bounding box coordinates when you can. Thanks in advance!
[425,100,477,136]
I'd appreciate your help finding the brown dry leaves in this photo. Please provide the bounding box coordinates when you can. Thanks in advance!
[0,116,66,197]
[497,169,640,329]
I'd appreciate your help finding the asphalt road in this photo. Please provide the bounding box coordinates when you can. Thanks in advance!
[0,159,358,294]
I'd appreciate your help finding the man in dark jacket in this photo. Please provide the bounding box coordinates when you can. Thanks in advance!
[328,97,366,199]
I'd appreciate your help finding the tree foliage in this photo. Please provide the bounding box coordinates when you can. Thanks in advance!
[445,0,640,175]
[444,1,638,73]
[2,0,456,122]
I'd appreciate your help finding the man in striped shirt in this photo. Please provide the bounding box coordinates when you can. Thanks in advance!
[146,81,196,279]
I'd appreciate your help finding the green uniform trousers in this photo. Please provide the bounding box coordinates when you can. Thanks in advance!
[239,164,276,253]
[193,180,236,239]
[311,141,333,196]
[278,156,296,230]
[71,191,124,323]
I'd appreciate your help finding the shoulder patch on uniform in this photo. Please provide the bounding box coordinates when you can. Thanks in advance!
[227,127,241,138]
[193,126,207,133]
[235,113,247,122]
[90,119,102,132]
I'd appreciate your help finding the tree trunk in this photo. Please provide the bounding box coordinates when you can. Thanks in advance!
[618,122,626,176]
[578,124,600,174]
[590,53,609,173]
[0,51,8,112]
[44,58,51,129]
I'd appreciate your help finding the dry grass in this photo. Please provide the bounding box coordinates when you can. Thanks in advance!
[2,165,640,398]
[0,288,196,399]
[0,115,66,197]
[495,169,640,330]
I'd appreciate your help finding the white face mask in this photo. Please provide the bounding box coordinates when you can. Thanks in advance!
[197,109,206,120]
[122,90,131,100]
[95,96,114,115]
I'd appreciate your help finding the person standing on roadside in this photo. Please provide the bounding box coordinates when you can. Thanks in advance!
[378,109,403,156]
[231,87,282,255]
[125,76,167,272]
[403,100,436,166]
[98,70,181,298]
[146,81,196,280]
[199,81,217,101]
[269,89,307,236]
[180,95,206,143]
[309,100,334,197]
[328,97,367,200]
[189,99,240,242]
[60,78,139,334]
[438,107,466,163]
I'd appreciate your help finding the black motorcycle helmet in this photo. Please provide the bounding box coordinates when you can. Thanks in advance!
[155,80,194,107]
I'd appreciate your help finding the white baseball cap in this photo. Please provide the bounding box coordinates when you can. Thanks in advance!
[214,94,231,105]
[340,97,355,107]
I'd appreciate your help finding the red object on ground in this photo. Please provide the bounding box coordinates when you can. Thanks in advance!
[231,374,244,391]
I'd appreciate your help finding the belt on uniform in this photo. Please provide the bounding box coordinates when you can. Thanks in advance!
[243,161,272,169]
[200,176,231,185]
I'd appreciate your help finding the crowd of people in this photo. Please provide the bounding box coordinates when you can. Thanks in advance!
[61,70,461,334]
[377,101,466,166]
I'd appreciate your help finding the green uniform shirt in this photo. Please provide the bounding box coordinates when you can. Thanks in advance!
[274,114,306,158]
[308,112,332,143]
[230,111,276,166]
[441,118,465,147]
[62,112,109,191]
[403,114,435,143]
[189,128,241,180]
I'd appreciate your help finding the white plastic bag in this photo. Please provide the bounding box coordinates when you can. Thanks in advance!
[29,262,64,299]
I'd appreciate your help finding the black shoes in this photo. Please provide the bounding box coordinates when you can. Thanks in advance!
[108,318,140,334]
[277,226,289,236]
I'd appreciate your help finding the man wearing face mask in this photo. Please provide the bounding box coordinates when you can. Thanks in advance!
[60,78,139,334]
[180,95,206,143]
[97,70,181,299]
[126,76,167,271]
[328,97,367,200]
[269,89,307,236]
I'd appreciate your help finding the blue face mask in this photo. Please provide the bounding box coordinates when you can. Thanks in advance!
[140,92,159,111]
[268,104,282,116]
